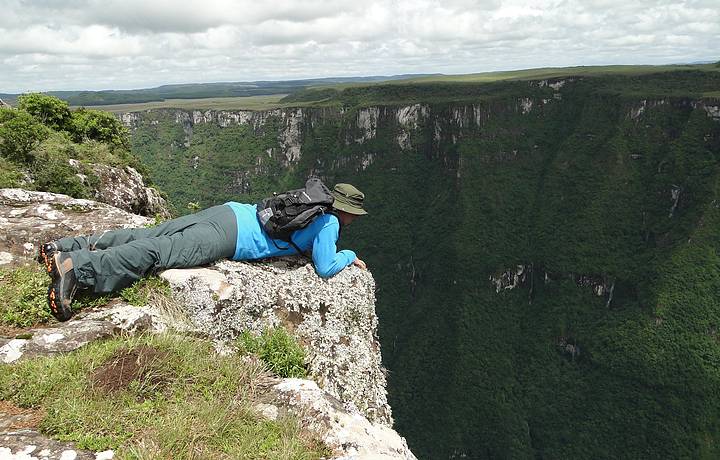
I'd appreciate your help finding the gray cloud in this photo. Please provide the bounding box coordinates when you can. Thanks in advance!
[1,0,718,92]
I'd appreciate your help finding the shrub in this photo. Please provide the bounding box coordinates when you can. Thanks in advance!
[0,157,25,188]
[31,153,92,198]
[70,108,130,150]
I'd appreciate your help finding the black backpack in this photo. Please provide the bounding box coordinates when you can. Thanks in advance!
[257,177,335,251]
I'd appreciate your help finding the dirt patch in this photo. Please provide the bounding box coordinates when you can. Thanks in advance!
[90,345,170,397]
[0,400,45,430]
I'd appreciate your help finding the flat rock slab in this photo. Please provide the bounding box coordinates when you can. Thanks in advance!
[0,430,113,459]
[0,304,166,364]
[0,188,152,268]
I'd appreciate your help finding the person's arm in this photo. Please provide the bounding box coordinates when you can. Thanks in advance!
[311,219,356,278]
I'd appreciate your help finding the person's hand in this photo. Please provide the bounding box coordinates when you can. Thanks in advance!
[352,258,367,270]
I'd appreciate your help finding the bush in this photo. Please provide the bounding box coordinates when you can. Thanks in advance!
[0,157,25,188]
[70,108,130,149]
[238,328,308,378]
[31,153,93,198]
[0,108,50,163]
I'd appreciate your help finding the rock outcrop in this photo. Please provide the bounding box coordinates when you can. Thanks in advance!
[259,378,414,459]
[0,190,414,459]
[0,304,166,364]
[161,258,392,426]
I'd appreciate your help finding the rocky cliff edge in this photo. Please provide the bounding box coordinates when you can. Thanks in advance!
[0,188,415,460]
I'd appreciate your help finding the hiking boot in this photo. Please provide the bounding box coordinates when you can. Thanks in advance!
[47,252,78,322]
[36,241,59,273]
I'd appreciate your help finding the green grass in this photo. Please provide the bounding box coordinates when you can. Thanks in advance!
[90,95,296,113]
[92,65,720,113]
[238,329,308,379]
[0,265,52,327]
[397,63,720,83]
[0,333,328,458]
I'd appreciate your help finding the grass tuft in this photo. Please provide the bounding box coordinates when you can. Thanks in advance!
[238,328,308,379]
[120,276,171,307]
[0,264,113,328]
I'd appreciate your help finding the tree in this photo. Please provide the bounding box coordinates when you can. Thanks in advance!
[17,93,72,131]
[0,108,50,163]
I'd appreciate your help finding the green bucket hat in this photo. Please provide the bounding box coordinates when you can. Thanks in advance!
[331,183,368,215]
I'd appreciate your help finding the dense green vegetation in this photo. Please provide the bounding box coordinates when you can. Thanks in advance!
[0,333,327,458]
[284,69,720,106]
[128,109,298,210]
[0,93,147,199]
[128,70,720,459]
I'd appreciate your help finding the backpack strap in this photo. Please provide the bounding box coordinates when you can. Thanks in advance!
[270,209,339,259]
[270,234,310,259]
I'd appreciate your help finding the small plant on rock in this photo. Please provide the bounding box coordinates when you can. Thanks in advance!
[238,328,308,378]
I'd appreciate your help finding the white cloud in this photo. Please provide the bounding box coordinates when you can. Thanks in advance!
[0,0,717,92]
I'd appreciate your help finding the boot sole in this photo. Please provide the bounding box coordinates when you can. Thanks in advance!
[47,253,77,322]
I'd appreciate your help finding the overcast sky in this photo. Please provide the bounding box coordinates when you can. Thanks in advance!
[1,0,718,93]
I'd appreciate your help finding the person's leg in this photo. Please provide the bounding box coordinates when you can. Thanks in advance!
[54,205,233,252]
[68,205,237,293]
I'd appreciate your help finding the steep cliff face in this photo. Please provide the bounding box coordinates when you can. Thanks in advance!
[123,73,720,459]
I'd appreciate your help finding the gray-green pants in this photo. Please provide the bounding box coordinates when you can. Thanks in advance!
[56,204,238,294]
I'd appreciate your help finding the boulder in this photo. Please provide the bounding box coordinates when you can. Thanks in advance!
[87,164,170,218]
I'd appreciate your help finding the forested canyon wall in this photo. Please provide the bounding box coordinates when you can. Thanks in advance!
[122,74,720,459]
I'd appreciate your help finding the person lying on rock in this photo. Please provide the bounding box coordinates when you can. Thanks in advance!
[39,181,368,322]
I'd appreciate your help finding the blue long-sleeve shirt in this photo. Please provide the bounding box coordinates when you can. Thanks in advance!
[224,202,356,278]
